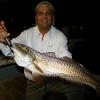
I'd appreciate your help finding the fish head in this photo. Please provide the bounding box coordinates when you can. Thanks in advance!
[12,43,36,68]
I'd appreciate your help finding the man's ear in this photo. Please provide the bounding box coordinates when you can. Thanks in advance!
[52,15,55,25]
[35,15,37,25]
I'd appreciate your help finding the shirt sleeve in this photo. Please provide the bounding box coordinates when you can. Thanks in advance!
[24,68,33,81]
[0,42,13,56]
[55,33,72,58]
[11,30,27,44]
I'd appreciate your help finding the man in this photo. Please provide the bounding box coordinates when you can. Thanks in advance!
[0,1,86,100]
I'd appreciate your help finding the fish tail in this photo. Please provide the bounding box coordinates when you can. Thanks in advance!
[85,74,100,98]
[94,75,100,98]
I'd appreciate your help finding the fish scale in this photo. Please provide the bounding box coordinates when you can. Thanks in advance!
[33,52,98,88]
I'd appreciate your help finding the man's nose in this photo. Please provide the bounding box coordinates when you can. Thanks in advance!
[42,12,48,17]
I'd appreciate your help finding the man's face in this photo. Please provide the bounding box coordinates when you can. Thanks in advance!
[35,5,54,30]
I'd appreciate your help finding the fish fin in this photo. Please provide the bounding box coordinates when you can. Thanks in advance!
[33,63,44,73]
[31,73,47,85]
[43,52,56,57]
[32,73,43,81]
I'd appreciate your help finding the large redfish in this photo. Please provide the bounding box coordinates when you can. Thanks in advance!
[12,43,100,92]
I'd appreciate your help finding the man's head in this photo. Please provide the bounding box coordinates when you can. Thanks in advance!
[35,1,55,32]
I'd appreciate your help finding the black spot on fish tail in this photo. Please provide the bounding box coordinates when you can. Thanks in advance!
[92,74,100,98]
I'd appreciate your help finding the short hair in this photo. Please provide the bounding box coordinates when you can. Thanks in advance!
[35,1,55,14]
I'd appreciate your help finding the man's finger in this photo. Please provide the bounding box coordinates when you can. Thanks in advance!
[0,21,7,31]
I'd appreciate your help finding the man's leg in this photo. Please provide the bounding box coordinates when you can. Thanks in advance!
[46,79,86,100]
[26,80,46,100]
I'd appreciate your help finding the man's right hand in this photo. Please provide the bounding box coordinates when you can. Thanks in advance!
[0,21,10,43]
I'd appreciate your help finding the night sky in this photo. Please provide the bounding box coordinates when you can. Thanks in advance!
[0,0,93,30]
[0,0,98,31]
[0,0,100,74]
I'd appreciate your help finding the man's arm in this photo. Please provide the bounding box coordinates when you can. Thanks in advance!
[0,21,13,56]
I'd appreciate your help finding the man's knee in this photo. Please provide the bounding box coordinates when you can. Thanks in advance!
[43,91,67,100]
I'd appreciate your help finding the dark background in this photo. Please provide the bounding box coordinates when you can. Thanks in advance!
[0,0,99,75]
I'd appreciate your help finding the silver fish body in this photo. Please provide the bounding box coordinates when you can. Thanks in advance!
[12,43,99,90]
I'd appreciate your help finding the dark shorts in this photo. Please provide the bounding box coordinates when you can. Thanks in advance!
[25,78,98,100]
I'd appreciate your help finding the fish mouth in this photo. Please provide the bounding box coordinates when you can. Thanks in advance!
[11,43,33,67]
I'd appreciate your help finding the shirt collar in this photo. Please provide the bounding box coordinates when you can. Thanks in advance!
[34,25,53,37]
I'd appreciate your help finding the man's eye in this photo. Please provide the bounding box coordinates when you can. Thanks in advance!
[37,12,43,16]
[38,13,42,15]
[46,12,52,15]
[37,12,52,16]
